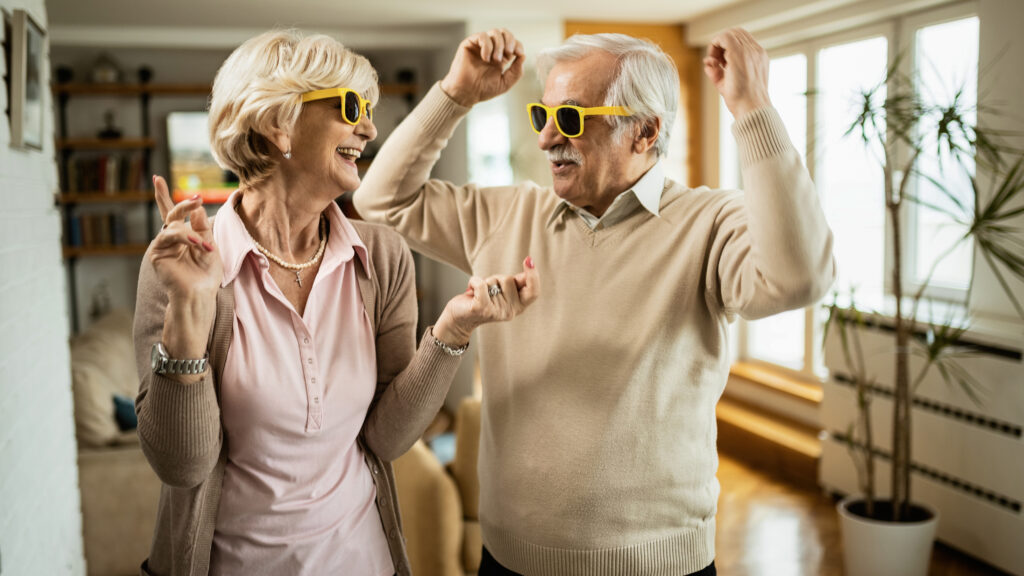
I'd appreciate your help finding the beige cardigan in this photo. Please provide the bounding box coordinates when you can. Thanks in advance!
[133,218,462,576]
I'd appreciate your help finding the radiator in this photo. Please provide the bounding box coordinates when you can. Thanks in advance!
[819,319,1024,575]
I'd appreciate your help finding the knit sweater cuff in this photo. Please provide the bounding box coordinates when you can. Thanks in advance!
[731,106,795,168]
[139,373,220,455]
[411,82,472,139]
[396,327,464,407]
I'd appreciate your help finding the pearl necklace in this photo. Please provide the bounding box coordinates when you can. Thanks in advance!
[239,207,328,287]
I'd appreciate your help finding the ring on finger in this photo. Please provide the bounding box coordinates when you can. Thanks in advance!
[487,284,502,297]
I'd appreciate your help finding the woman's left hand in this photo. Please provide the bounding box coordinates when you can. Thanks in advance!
[433,257,540,347]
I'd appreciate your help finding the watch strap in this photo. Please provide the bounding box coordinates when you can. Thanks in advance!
[160,355,209,375]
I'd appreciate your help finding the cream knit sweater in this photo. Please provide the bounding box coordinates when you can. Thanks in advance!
[355,84,835,575]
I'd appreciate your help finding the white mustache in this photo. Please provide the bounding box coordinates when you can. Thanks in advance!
[546,146,583,166]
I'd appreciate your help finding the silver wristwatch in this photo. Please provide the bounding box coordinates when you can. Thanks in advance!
[430,328,469,356]
[151,342,209,375]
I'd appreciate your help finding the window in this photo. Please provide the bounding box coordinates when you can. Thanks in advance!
[719,8,979,379]
[908,16,979,294]
[468,98,514,186]
[817,36,890,301]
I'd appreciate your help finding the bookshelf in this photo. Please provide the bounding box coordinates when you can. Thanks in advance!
[54,82,211,332]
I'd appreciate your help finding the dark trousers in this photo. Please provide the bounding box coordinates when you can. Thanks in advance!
[479,547,717,576]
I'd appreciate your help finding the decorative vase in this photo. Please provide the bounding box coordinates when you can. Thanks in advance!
[838,495,939,576]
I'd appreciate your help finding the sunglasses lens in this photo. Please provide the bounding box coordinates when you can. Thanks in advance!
[343,91,361,123]
[529,105,548,133]
[555,107,582,137]
[365,103,373,121]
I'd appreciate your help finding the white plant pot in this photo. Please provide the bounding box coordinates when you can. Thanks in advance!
[838,495,939,576]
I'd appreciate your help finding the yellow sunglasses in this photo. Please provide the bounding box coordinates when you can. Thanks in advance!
[527,103,632,138]
[302,88,374,125]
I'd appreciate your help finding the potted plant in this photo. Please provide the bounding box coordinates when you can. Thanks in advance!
[823,54,1024,576]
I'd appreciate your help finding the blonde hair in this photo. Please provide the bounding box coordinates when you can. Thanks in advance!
[208,29,379,185]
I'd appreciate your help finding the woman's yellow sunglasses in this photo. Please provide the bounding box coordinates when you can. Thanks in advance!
[527,103,632,138]
[302,88,374,125]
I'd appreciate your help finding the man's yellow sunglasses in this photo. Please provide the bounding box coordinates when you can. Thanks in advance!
[527,103,632,138]
[302,88,374,125]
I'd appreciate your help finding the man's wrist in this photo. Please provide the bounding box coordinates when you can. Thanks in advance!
[439,77,475,108]
[731,98,771,121]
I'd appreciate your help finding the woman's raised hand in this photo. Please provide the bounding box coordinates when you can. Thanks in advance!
[433,257,541,347]
[149,175,223,302]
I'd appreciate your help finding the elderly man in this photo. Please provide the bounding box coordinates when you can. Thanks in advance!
[355,27,835,576]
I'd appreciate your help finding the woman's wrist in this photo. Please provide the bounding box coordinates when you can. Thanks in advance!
[434,305,472,347]
[162,296,216,359]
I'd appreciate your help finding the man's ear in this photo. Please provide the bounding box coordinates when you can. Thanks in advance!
[632,117,661,155]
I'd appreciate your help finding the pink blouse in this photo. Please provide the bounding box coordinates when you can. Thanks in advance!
[209,191,393,576]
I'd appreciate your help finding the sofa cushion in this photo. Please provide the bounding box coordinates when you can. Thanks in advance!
[72,361,120,447]
[70,309,139,447]
[451,397,481,519]
[114,393,138,431]
[463,520,482,572]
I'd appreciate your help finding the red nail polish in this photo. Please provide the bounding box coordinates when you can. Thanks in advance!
[188,235,200,244]
[191,194,201,201]
[202,241,214,252]
[526,256,535,269]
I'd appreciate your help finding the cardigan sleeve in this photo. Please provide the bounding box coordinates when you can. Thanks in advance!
[358,225,464,461]
[132,251,222,488]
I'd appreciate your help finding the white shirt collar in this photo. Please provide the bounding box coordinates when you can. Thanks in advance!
[549,160,665,229]
[630,159,666,218]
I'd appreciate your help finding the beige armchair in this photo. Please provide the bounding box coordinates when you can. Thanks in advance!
[394,397,482,576]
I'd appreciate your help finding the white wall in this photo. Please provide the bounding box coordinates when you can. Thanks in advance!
[0,1,86,574]
[970,0,1024,323]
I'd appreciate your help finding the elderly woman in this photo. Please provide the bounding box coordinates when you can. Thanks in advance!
[132,29,536,576]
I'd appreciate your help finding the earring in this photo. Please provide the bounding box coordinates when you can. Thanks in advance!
[283,149,292,160]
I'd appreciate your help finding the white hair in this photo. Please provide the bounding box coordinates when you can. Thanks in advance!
[208,29,379,185]
[537,33,679,157]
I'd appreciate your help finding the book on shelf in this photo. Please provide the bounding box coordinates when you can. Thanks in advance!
[66,212,135,247]
[64,151,147,194]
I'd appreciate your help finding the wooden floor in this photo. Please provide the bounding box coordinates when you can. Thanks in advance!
[714,454,1010,575]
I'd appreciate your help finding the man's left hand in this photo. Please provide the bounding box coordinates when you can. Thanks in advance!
[441,28,525,107]
[704,28,771,119]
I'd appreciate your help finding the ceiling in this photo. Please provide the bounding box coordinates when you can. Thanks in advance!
[45,0,748,29]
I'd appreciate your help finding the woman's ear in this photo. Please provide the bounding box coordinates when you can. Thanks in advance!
[632,117,661,155]
[266,128,292,160]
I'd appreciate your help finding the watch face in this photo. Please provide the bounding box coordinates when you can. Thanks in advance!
[151,342,167,373]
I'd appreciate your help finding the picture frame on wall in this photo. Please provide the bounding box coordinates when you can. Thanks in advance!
[9,9,45,150]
